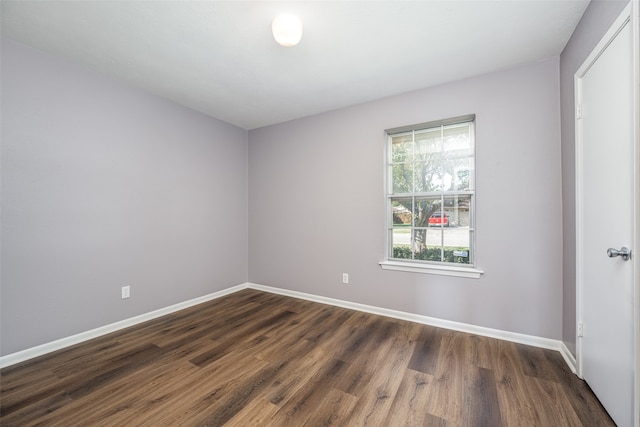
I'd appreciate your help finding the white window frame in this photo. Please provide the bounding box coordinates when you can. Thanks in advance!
[379,115,483,279]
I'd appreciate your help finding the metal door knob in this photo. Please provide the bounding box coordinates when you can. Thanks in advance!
[607,247,631,261]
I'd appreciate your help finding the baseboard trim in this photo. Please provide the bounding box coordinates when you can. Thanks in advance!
[559,341,578,375]
[248,283,565,352]
[1,281,572,373]
[0,283,248,369]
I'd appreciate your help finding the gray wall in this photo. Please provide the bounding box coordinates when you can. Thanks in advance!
[1,38,248,356]
[249,57,563,340]
[559,0,630,357]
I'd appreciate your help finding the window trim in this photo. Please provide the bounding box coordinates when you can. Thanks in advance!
[382,115,483,279]
[385,114,476,136]
[379,260,484,278]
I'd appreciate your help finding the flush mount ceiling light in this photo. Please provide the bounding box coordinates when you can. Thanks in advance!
[272,14,303,47]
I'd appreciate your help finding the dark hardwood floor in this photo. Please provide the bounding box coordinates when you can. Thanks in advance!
[1,289,614,426]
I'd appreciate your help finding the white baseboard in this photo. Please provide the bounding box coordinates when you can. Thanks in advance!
[559,341,578,375]
[1,281,577,375]
[248,283,565,352]
[0,283,248,369]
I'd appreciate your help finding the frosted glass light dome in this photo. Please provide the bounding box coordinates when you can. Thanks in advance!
[272,14,303,47]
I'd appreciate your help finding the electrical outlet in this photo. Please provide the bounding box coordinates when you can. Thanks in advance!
[342,273,349,284]
[121,286,130,299]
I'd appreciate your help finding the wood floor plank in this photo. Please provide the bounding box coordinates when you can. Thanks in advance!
[81,361,201,427]
[301,388,359,427]
[423,413,449,426]
[191,332,326,426]
[0,289,615,426]
[383,368,433,425]
[0,369,62,416]
[515,342,561,383]
[468,333,499,371]
[423,330,467,424]
[222,400,281,426]
[268,357,350,426]
[543,350,615,426]
[17,359,197,426]
[334,318,404,395]
[132,357,268,426]
[523,376,584,427]
[261,341,331,406]
[0,392,73,427]
[408,325,443,375]
[493,340,540,426]
[108,362,239,426]
[192,360,292,426]
[312,310,374,359]
[464,366,502,427]
[339,335,414,426]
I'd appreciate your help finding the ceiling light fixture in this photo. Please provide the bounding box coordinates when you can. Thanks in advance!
[272,14,303,47]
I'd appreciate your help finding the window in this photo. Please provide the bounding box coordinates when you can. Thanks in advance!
[380,115,483,278]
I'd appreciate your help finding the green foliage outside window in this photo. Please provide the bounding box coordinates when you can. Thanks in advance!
[392,245,471,263]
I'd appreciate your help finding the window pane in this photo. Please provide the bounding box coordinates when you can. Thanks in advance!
[415,228,444,261]
[443,194,471,227]
[390,229,412,259]
[391,198,412,225]
[392,163,413,193]
[414,162,442,193]
[443,158,474,191]
[443,228,471,264]
[443,194,472,264]
[391,134,413,163]
[414,196,442,229]
[443,124,471,157]
[415,128,441,161]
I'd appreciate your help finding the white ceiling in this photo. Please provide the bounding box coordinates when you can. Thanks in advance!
[1,1,589,130]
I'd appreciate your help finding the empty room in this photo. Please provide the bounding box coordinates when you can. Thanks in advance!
[1,0,638,426]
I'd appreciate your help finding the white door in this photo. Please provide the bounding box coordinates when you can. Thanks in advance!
[576,6,637,427]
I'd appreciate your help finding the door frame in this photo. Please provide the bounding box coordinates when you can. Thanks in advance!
[574,2,639,425]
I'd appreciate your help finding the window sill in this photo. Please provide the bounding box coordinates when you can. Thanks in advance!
[379,261,484,279]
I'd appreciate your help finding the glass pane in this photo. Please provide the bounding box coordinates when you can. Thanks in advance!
[443,228,471,264]
[391,134,413,163]
[414,228,444,261]
[391,198,412,226]
[443,123,471,157]
[414,162,442,193]
[392,163,413,193]
[440,158,473,191]
[443,194,472,227]
[391,228,412,259]
[413,196,443,229]
[415,128,441,161]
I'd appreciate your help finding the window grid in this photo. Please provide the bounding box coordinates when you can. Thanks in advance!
[386,119,475,267]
